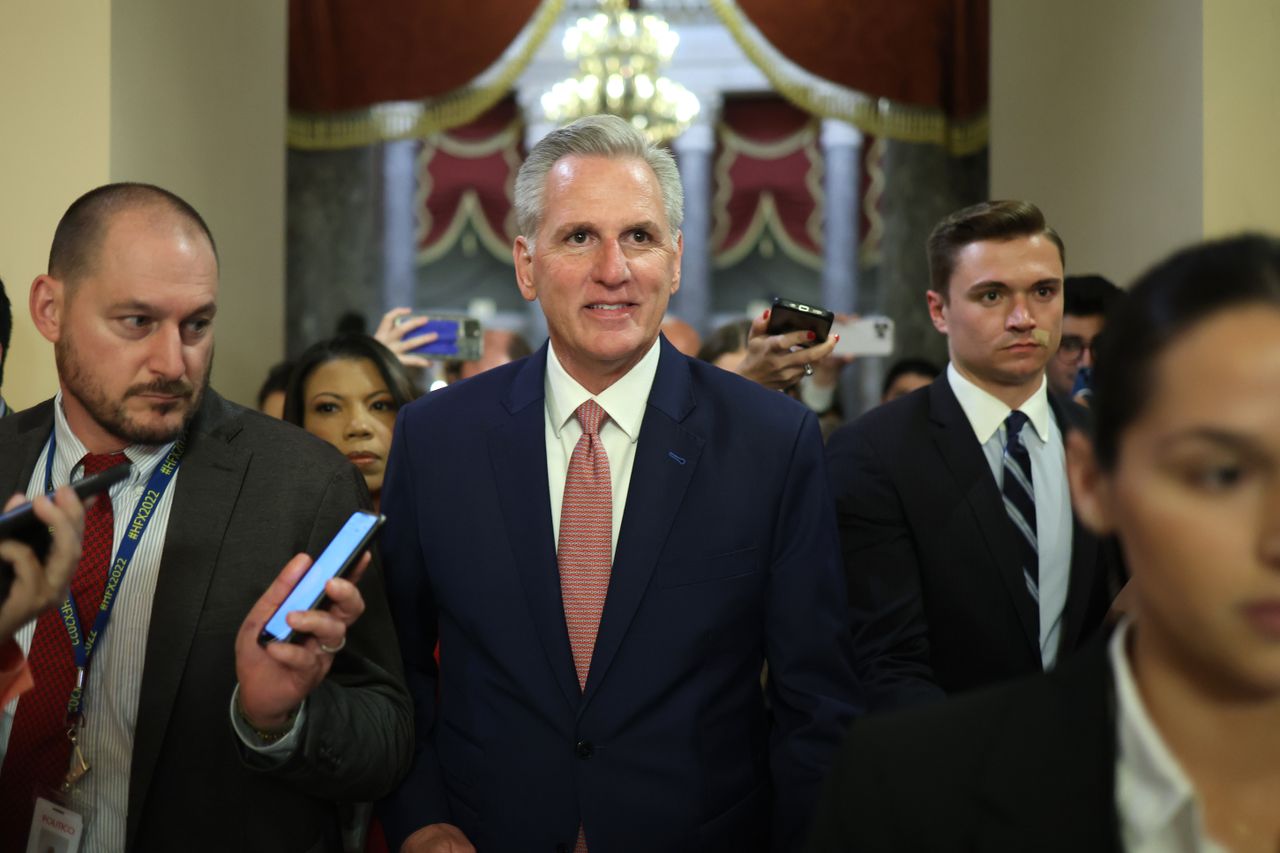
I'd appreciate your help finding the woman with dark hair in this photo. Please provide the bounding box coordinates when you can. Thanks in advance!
[809,235,1280,852]
[284,334,416,510]
[697,318,753,371]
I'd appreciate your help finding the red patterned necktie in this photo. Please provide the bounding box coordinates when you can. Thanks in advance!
[558,400,613,692]
[0,451,127,848]
[558,402,611,853]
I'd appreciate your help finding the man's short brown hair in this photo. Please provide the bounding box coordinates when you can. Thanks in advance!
[49,182,218,285]
[926,200,1064,299]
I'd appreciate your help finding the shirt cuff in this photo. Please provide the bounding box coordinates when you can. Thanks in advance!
[229,684,307,758]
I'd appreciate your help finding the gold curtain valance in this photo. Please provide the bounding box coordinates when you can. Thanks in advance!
[709,0,988,155]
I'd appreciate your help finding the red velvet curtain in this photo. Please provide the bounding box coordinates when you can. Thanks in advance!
[733,0,988,121]
[714,97,822,266]
[418,97,523,262]
[289,0,544,112]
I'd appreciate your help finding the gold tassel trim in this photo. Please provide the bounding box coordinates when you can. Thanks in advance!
[708,0,987,156]
[287,0,564,150]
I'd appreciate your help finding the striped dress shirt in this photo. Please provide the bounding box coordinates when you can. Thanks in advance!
[1,395,178,850]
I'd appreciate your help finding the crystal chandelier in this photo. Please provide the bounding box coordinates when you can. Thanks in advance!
[541,0,700,143]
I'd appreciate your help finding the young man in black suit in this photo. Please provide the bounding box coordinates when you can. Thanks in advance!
[826,200,1114,711]
[810,235,1280,853]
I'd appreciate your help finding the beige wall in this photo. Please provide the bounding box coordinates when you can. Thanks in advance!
[990,0,1205,286]
[0,2,112,409]
[0,1,285,411]
[111,0,287,408]
[1203,0,1280,237]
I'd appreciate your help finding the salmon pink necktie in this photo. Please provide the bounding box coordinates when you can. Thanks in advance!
[558,401,611,853]
[558,400,612,692]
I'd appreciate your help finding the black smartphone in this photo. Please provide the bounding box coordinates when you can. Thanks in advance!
[0,462,134,603]
[258,510,385,645]
[765,298,835,344]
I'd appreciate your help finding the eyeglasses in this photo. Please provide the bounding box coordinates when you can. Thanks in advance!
[1056,335,1096,361]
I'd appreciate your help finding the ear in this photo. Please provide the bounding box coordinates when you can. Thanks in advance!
[29,274,66,344]
[669,230,683,295]
[513,236,537,304]
[926,290,948,335]
[1065,428,1116,536]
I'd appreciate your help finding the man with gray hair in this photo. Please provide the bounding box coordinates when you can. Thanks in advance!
[378,114,859,852]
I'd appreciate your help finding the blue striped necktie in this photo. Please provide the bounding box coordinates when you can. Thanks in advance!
[1001,411,1039,607]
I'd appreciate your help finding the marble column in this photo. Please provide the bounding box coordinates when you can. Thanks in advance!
[820,119,868,414]
[671,99,719,335]
[820,118,862,314]
[381,138,419,312]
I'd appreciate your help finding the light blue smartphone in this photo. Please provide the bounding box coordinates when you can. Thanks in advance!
[258,510,384,644]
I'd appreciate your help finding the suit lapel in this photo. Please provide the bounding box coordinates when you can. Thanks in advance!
[127,393,251,849]
[581,341,702,709]
[489,348,582,711]
[927,378,1040,655]
[0,401,55,495]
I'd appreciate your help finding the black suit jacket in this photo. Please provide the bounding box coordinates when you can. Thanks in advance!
[826,375,1115,710]
[807,634,1122,852]
[0,392,412,852]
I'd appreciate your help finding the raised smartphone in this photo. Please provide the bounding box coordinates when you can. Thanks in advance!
[258,510,385,645]
[398,314,484,361]
[831,315,895,357]
[765,298,835,343]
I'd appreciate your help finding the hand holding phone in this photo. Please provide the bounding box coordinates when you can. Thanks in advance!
[401,314,483,362]
[235,510,383,733]
[765,298,835,343]
[375,307,439,369]
[258,510,384,645]
[0,463,130,604]
[0,487,88,640]
[735,300,840,390]
[830,315,895,357]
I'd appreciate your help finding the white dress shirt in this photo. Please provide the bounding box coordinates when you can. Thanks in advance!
[1112,621,1229,853]
[946,364,1072,669]
[2,394,180,851]
[1,394,294,851]
[545,338,661,555]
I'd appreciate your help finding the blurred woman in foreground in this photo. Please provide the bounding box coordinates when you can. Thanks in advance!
[809,235,1280,852]
[283,334,416,511]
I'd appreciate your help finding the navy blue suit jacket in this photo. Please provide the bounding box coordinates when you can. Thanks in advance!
[379,338,860,853]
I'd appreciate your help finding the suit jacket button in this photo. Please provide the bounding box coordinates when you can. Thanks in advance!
[574,740,594,759]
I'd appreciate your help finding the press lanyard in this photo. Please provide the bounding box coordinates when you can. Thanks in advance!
[43,430,186,723]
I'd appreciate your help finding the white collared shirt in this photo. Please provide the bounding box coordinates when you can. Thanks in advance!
[1,394,294,851]
[2,393,180,852]
[946,364,1072,669]
[545,339,661,557]
[1112,621,1229,853]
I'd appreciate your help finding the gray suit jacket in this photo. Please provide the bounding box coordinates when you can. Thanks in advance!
[0,391,412,852]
